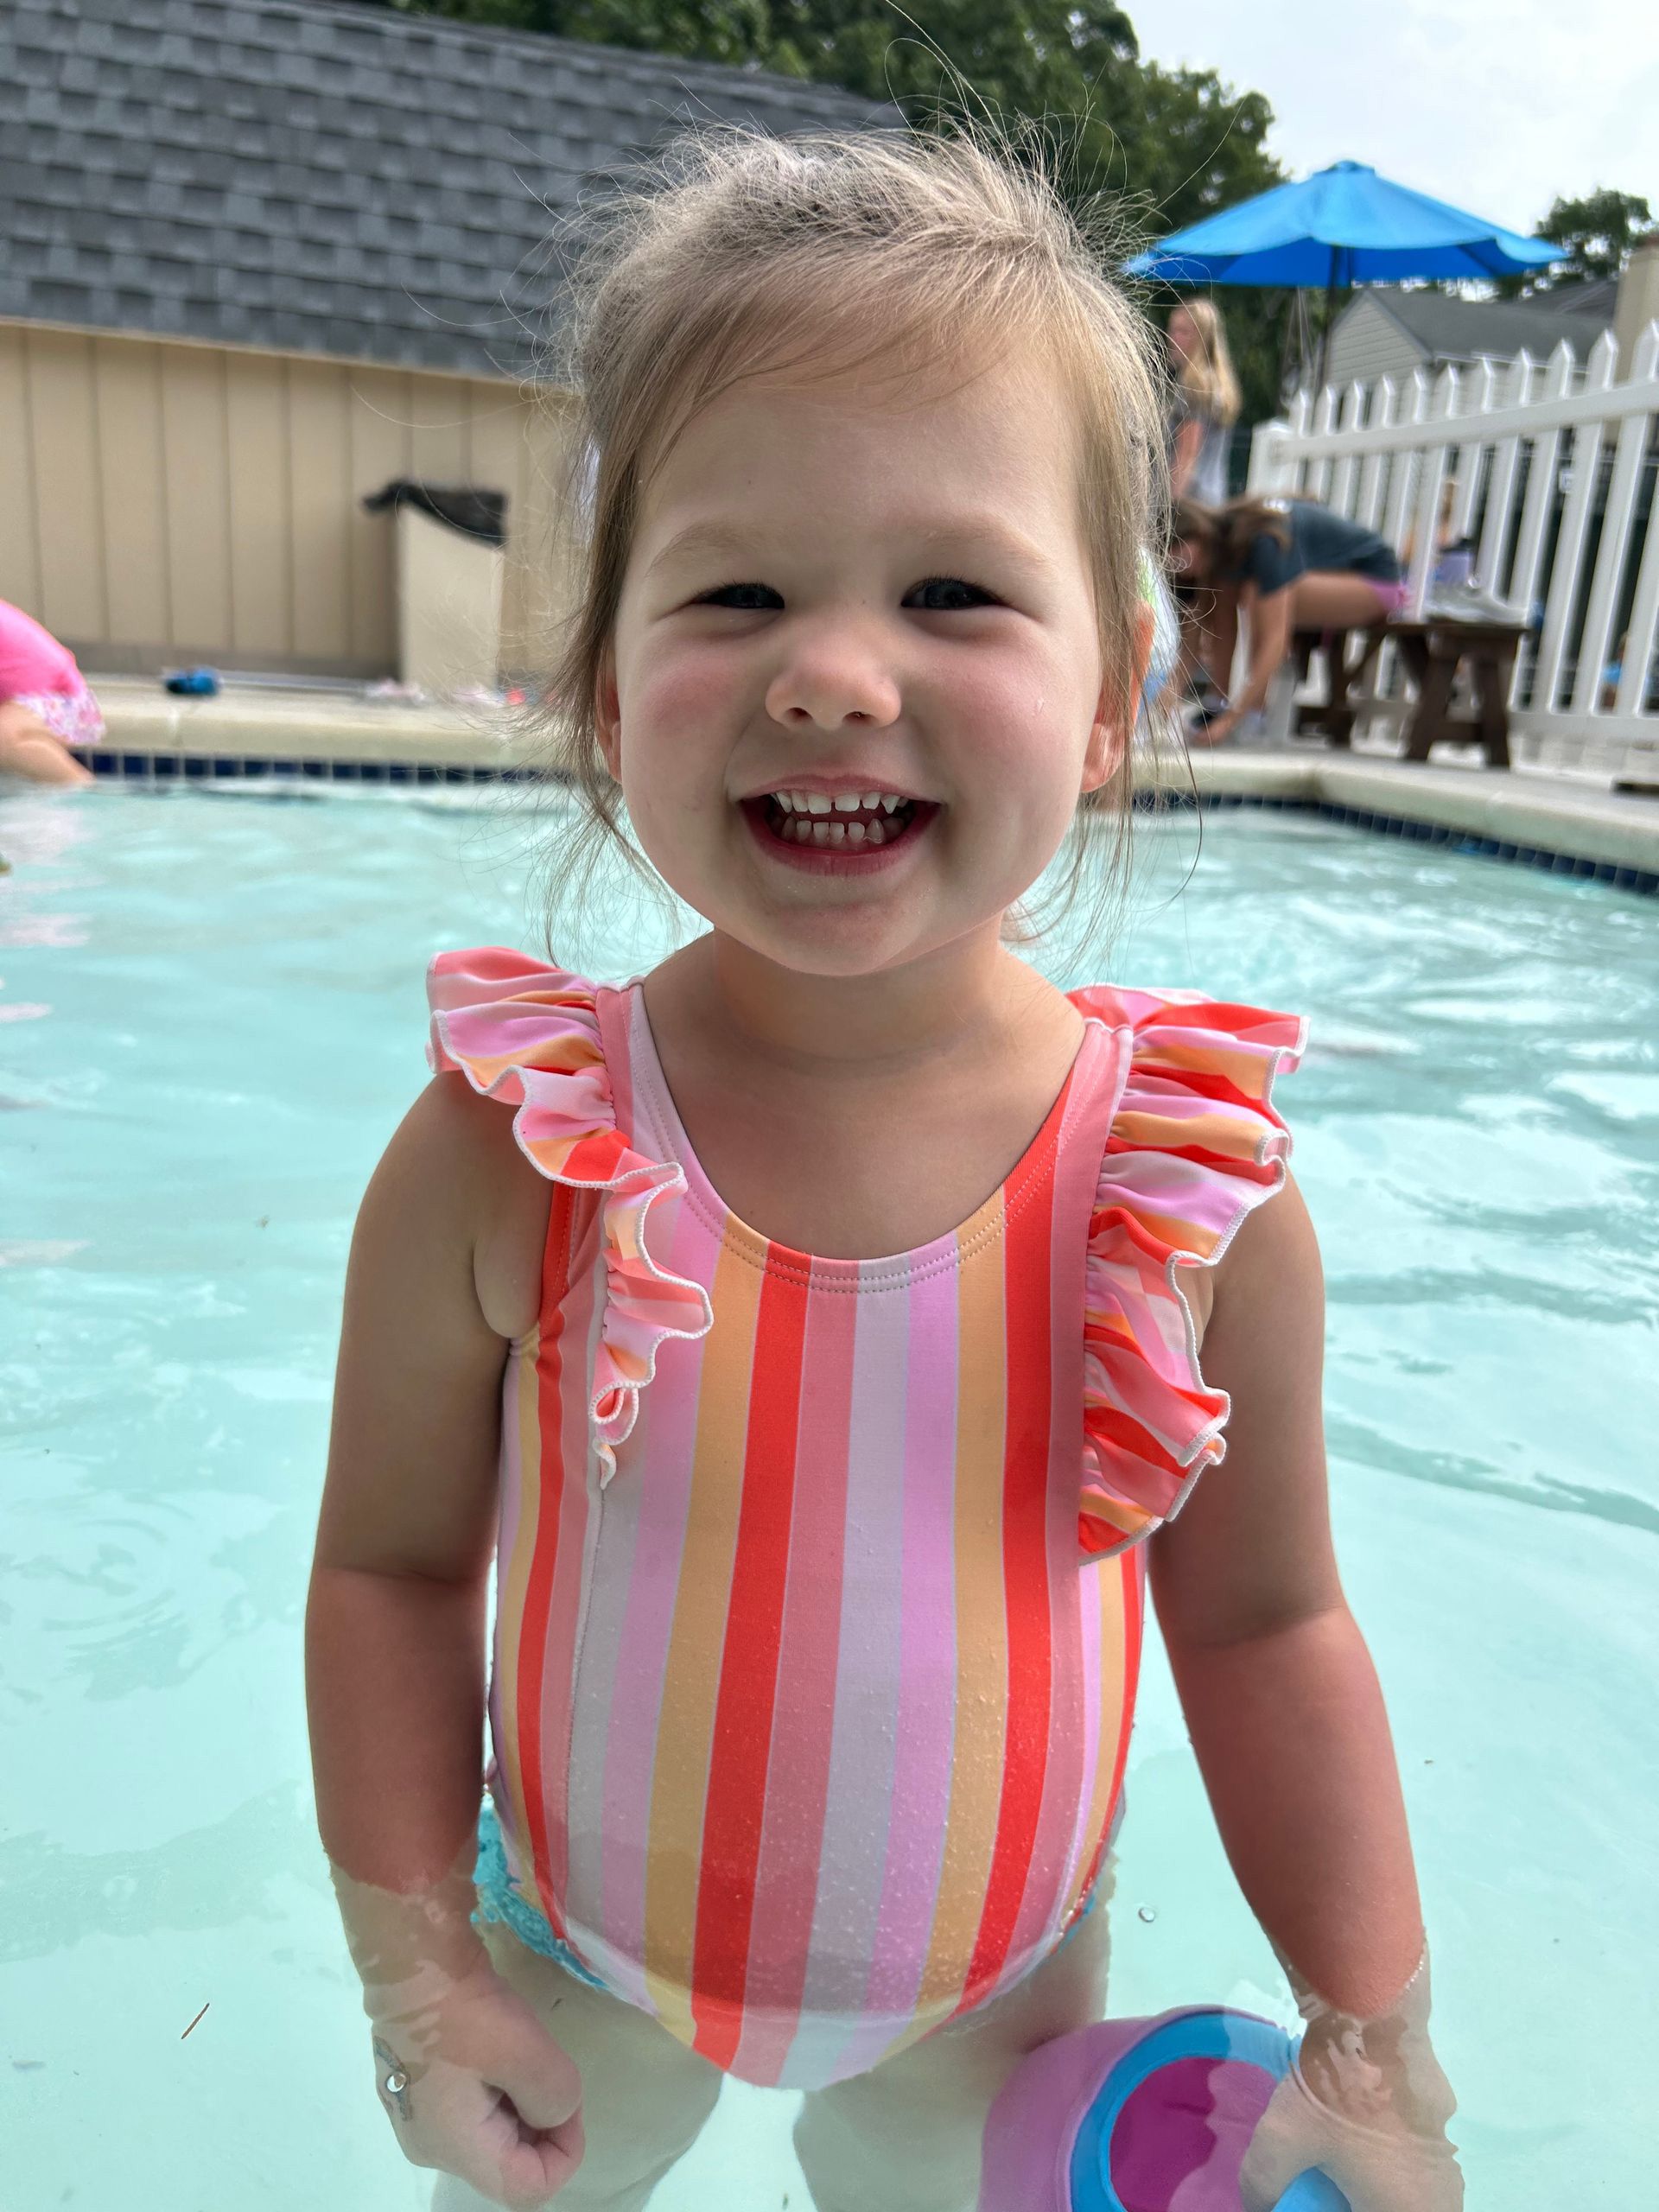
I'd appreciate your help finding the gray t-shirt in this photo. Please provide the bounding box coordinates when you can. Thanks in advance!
[1168,391,1231,506]
[1237,500,1402,595]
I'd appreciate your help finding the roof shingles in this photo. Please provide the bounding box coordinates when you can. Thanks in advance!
[1,0,895,376]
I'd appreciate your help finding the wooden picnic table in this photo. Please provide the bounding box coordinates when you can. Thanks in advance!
[1387,617,1527,768]
[1291,614,1528,766]
[1289,623,1389,747]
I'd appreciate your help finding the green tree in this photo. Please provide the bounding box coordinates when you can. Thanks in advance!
[370,0,1290,422]
[1499,187,1654,296]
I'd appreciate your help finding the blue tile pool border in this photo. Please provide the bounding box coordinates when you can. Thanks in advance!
[83,751,541,786]
[1135,787,1659,895]
[70,752,1659,895]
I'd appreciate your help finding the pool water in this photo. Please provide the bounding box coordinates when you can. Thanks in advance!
[2,782,1655,2209]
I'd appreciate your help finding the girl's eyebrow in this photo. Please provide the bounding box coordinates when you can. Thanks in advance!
[644,514,1055,580]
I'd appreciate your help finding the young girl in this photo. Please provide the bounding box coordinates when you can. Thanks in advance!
[0,598,99,786]
[307,130,1461,2212]
[1165,299,1240,507]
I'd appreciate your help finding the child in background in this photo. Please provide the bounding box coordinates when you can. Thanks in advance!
[307,130,1461,2212]
[0,599,99,785]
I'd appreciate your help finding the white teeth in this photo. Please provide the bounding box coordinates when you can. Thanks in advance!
[846,821,867,844]
[832,793,861,813]
[861,791,882,810]
[828,822,847,844]
[881,794,902,813]
[774,792,795,812]
[807,793,831,815]
[811,822,830,845]
[865,821,886,847]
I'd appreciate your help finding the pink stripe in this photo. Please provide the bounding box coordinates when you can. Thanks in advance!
[728,1264,859,2084]
[830,1255,962,2079]
[784,1270,908,2086]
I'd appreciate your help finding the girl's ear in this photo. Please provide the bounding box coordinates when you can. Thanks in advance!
[1081,602,1154,793]
[594,648,621,780]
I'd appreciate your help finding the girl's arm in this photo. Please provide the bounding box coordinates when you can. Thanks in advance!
[1202,583,1294,743]
[307,1073,508,1903]
[307,1077,584,2202]
[1148,1172,1423,2015]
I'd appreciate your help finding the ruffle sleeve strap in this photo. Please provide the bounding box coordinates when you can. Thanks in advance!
[1069,986,1307,1559]
[426,947,713,1480]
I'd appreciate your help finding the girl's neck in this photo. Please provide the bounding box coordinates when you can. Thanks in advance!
[652,921,1052,1089]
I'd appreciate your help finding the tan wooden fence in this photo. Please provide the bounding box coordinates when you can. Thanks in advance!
[0,319,579,681]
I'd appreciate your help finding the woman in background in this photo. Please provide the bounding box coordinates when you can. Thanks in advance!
[1166,299,1240,505]
[0,599,100,785]
[1171,494,1408,747]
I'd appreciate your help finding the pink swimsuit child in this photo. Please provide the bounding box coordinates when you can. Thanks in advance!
[427,949,1305,2094]
[0,600,105,751]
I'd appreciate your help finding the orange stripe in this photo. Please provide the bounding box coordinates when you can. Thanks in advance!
[690,1262,810,2068]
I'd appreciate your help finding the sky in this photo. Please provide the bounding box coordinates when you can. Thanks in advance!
[1135,0,1659,237]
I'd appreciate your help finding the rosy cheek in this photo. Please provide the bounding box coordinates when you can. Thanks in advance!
[630,646,740,746]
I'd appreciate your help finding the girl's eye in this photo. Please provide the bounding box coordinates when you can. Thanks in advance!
[906,575,997,612]
[697,582,784,610]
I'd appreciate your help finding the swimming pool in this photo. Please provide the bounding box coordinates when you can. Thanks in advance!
[2,781,1654,2209]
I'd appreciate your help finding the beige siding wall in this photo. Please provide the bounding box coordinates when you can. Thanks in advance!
[0,320,579,681]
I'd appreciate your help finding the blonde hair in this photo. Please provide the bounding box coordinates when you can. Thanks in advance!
[529,122,1173,942]
[1171,297,1241,428]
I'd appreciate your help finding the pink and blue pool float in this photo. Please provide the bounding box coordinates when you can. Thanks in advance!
[979,2007,1352,2212]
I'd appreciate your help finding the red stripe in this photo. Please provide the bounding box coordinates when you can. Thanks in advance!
[962,1145,1057,2009]
[690,1262,810,2069]
[518,1185,574,1936]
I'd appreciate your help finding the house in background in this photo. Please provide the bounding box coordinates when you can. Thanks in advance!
[1321,282,1617,397]
[0,0,893,683]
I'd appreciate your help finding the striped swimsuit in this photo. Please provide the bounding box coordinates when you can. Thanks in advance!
[427,950,1303,2091]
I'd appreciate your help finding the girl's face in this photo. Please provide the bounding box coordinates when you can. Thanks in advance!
[598,348,1136,980]
[1167,308,1197,365]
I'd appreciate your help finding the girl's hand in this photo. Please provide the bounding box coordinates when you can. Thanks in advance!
[1239,2056,1463,2211]
[367,1956,585,2207]
[330,1851,583,2205]
[1240,1955,1462,2212]
[1187,707,1240,747]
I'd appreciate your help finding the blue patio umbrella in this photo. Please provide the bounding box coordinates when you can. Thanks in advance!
[1126,161,1560,386]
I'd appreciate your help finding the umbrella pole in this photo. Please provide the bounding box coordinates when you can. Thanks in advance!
[1316,249,1338,399]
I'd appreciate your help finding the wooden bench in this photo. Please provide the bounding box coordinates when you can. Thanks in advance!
[1387,617,1527,768]
[1288,623,1389,747]
[1289,615,1528,766]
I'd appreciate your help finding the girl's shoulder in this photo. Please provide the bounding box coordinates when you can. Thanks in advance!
[1067,982,1307,1556]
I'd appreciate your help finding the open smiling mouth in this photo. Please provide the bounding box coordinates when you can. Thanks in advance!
[741,787,937,864]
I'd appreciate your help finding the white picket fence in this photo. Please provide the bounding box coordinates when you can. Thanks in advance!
[1247,322,1659,783]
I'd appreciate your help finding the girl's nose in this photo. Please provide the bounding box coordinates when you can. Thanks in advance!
[764,626,902,733]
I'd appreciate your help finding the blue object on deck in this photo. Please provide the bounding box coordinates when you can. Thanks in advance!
[1124,161,1560,286]
[163,667,221,696]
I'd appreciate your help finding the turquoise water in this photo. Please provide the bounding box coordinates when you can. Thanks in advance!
[2,781,1655,2209]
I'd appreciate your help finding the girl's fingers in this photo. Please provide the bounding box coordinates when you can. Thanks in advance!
[476,2008,584,2133]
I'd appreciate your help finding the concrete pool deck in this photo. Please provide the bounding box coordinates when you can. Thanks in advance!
[85,676,1659,881]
